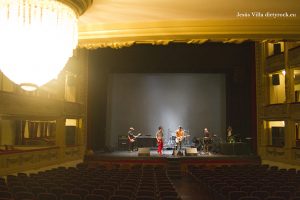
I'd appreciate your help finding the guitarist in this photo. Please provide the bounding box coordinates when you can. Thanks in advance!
[175,126,185,151]
[128,127,139,152]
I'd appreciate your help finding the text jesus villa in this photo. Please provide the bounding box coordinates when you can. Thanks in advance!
[236,12,264,17]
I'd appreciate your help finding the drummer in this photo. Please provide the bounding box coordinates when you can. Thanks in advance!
[203,128,210,138]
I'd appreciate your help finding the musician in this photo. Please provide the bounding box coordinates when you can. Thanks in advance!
[175,126,185,150]
[203,128,211,153]
[227,126,234,143]
[156,126,164,156]
[203,128,210,137]
[128,127,137,152]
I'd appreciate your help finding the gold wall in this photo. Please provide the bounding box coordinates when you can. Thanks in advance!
[256,41,300,169]
[0,49,88,176]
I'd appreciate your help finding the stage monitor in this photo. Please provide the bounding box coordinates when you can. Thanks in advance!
[185,147,198,156]
[138,148,150,156]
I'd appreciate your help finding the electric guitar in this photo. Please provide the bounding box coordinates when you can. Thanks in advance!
[128,133,142,143]
[175,135,190,143]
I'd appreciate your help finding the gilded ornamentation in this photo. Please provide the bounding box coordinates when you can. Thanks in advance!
[78,38,251,49]
[187,39,209,44]
[149,40,172,46]
[58,0,93,16]
[78,19,300,49]
[78,41,136,49]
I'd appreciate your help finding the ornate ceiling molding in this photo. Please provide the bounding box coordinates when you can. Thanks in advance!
[78,19,300,49]
[58,0,93,16]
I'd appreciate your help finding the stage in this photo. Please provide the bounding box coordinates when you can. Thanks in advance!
[84,148,261,168]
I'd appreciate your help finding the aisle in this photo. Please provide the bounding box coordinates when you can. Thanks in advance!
[172,174,212,200]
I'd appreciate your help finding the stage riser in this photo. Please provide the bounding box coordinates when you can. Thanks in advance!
[84,155,261,170]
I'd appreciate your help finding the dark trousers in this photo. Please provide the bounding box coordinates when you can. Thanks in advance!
[129,141,135,151]
[176,141,182,150]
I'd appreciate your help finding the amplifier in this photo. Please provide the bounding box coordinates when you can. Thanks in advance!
[118,135,128,151]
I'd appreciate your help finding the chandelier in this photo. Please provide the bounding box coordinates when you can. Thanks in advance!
[0,0,92,91]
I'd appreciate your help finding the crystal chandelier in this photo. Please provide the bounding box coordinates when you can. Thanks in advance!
[0,0,92,91]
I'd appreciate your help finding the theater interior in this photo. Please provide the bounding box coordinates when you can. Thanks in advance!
[0,0,299,200]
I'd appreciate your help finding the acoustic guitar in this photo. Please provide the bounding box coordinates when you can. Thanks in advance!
[175,135,190,143]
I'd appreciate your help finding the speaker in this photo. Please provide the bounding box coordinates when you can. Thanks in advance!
[272,74,280,85]
[185,147,198,156]
[273,43,281,55]
[118,136,128,151]
[138,148,150,156]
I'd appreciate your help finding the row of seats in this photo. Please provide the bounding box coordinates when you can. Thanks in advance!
[188,164,300,200]
[0,163,181,200]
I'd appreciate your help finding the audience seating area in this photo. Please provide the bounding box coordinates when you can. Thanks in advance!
[188,164,300,200]
[0,163,182,200]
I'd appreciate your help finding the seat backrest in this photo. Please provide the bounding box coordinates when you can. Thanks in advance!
[239,197,260,200]
[279,186,296,193]
[38,193,57,200]
[92,189,110,199]
[109,195,130,200]
[115,190,133,198]
[0,191,12,199]
[84,194,105,200]
[61,184,76,193]
[265,197,286,200]
[14,191,35,200]
[228,191,247,200]
[11,186,28,194]
[159,190,178,198]
[240,186,257,195]
[80,184,95,193]
[30,186,46,197]
[0,186,8,192]
[136,190,155,197]
[274,191,291,199]
[71,188,89,199]
[260,186,275,194]
[251,190,270,200]
[61,193,81,200]
[135,196,155,200]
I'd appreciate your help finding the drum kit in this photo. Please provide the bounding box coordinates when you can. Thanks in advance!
[165,129,221,154]
[166,129,191,147]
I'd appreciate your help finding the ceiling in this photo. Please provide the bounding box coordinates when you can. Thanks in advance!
[78,0,300,48]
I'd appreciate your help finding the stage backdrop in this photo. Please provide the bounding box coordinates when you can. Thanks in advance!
[106,73,226,148]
